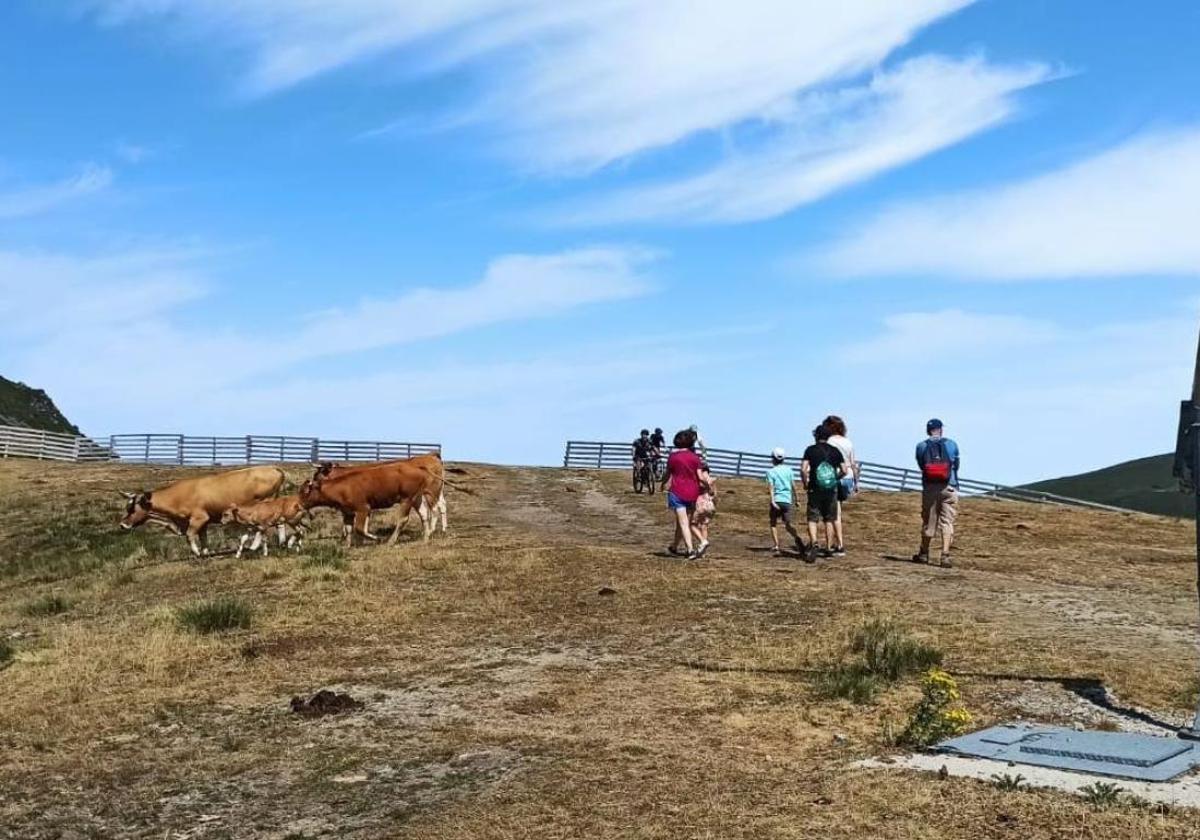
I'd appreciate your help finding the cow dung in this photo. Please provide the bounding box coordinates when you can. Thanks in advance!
[290,689,364,718]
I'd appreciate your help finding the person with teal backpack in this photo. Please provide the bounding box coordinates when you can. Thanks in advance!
[801,424,847,562]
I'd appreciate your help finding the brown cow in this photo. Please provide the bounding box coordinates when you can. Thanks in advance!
[311,453,447,537]
[299,459,440,546]
[221,495,310,558]
[120,466,285,556]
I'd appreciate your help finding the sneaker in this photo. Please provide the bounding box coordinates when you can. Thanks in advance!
[832,546,847,558]
[805,543,819,564]
[820,547,834,559]
[667,546,683,557]
[695,541,710,558]
[686,550,700,560]
[939,554,953,568]
[771,546,782,557]
[911,553,930,564]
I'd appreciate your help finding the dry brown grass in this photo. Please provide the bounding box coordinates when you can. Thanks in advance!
[0,458,1197,838]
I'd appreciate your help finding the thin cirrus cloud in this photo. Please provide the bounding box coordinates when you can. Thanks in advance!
[0,163,113,220]
[81,0,976,173]
[557,55,1054,226]
[840,308,1064,365]
[812,126,1200,279]
[6,245,656,413]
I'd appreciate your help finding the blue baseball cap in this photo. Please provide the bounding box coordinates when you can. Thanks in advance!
[926,418,944,433]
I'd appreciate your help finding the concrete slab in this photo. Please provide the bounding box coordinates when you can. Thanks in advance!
[858,754,1200,809]
[936,724,1200,781]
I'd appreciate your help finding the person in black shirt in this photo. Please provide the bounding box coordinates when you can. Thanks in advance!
[632,429,654,469]
[801,424,846,562]
[649,427,666,452]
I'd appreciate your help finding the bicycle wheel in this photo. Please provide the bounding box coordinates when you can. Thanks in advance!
[647,465,657,494]
[632,465,645,493]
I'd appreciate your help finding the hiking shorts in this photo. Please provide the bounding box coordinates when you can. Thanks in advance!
[806,488,838,523]
[667,492,695,512]
[769,502,793,526]
[921,483,958,538]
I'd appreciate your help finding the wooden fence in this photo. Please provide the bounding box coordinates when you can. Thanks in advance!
[562,440,1136,514]
[0,425,439,466]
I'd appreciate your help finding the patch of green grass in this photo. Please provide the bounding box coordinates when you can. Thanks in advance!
[991,773,1026,791]
[21,593,72,617]
[814,617,943,704]
[815,663,881,704]
[851,617,943,681]
[176,597,253,635]
[300,544,348,571]
[1080,781,1123,808]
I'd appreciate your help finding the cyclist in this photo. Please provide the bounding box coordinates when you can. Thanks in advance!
[632,429,655,475]
[649,427,666,453]
[648,427,666,475]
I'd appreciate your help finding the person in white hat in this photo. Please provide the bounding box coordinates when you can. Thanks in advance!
[765,447,805,557]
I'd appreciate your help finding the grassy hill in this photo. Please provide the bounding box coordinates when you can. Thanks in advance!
[1,459,1198,837]
[0,375,79,435]
[1024,453,1191,518]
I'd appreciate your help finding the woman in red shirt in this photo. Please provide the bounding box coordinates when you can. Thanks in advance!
[662,428,712,558]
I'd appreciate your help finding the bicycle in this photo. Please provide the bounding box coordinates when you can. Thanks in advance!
[632,458,657,494]
[650,454,666,484]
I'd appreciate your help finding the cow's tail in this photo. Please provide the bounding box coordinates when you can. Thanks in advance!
[414,463,476,496]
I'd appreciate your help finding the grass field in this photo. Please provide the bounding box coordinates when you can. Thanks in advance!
[1,458,1199,838]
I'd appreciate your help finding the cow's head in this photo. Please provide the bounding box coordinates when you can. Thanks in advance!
[119,491,154,530]
[298,479,319,508]
[310,461,337,482]
[220,504,242,525]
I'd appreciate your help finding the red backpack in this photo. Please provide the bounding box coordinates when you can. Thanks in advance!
[920,439,952,483]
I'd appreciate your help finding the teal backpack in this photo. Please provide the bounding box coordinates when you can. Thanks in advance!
[814,459,839,491]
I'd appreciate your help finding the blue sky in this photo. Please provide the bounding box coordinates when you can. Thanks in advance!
[0,0,1197,482]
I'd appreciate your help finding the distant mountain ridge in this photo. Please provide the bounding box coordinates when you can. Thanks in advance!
[0,376,80,435]
[1023,453,1190,518]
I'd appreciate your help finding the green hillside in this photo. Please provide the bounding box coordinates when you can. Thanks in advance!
[0,376,80,435]
[1024,453,1191,518]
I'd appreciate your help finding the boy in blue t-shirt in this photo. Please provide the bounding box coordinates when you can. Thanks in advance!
[765,448,805,556]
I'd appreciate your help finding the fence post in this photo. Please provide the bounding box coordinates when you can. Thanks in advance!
[176,435,184,465]
[900,469,909,492]
[564,441,572,467]
[72,436,81,463]
[310,438,319,464]
[735,452,744,477]
[143,434,150,464]
[245,435,252,464]
[406,444,412,459]
[597,443,604,468]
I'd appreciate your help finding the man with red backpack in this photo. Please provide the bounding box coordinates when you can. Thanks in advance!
[913,418,960,567]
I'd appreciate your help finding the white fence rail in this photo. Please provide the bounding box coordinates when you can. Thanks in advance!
[562,440,1135,514]
[0,425,439,466]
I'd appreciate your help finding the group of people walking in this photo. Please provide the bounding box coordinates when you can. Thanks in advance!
[647,417,961,566]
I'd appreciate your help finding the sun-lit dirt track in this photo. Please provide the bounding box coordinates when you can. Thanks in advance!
[0,459,1197,839]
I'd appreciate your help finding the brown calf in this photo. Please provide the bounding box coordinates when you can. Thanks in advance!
[221,495,310,558]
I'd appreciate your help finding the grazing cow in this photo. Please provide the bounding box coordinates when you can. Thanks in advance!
[312,453,448,537]
[221,495,311,558]
[120,466,285,557]
[299,459,442,546]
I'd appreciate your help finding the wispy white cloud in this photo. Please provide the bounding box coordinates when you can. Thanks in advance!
[81,1,976,174]
[2,245,656,434]
[558,55,1052,225]
[0,164,113,220]
[812,126,1200,279]
[841,308,1064,364]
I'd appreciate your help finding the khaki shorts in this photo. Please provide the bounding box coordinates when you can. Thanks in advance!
[921,483,958,538]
